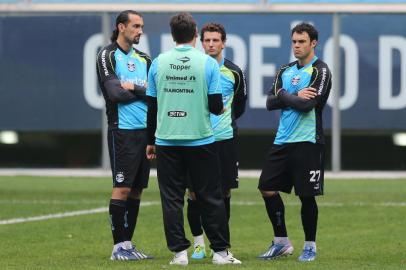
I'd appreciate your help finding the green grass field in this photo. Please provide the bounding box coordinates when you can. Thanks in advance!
[0,176,405,270]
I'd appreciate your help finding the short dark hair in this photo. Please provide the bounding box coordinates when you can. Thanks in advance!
[170,12,197,44]
[291,22,318,42]
[200,23,227,42]
[110,10,142,43]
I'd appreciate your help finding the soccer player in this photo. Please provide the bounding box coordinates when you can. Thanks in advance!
[257,22,331,262]
[146,13,241,266]
[187,22,247,260]
[96,10,153,261]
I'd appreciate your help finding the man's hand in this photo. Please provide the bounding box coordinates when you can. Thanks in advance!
[146,145,156,160]
[298,87,317,100]
[121,81,134,91]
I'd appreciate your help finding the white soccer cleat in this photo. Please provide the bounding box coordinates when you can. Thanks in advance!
[257,241,294,260]
[212,250,242,265]
[169,250,188,266]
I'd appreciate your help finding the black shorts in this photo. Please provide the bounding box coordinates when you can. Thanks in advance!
[107,129,150,189]
[156,143,223,197]
[217,138,239,191]
[258,142,325,196]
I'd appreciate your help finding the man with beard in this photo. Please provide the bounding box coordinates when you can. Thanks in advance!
[96,10,153,261]
[257,22,331,262]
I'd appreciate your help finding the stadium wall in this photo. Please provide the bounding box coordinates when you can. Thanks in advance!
[0,3,405,169]
[0,12,405,132]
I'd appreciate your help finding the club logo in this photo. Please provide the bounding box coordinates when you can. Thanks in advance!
[177,56,190,63]
[291,75,300,86]
[127,61,136,72]
[115,172,125,183]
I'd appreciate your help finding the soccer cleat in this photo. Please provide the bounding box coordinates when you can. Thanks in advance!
[191,245,206,259]
[130,246,154,260]
[110,247,140,261]
[298,247,316,262]
[212,250,242,265]
[169,250,188,266]
[257,241,294,260]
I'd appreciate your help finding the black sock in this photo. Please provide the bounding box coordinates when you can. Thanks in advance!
[109,199,127,244]
[300,196,318,241]
[125,197,140,242]
[263,194,287,237]
[224,196,231,222]
[187,199,203,236]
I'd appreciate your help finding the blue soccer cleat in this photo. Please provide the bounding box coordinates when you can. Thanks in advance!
[129,246,154,260]
[191,245,207,259]
[298,247,316,262]
[110,247,140,261]
[257,241,294,260]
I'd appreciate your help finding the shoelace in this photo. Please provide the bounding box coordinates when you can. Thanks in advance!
[302,249,315,259]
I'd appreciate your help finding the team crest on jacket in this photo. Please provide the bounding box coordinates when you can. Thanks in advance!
[291,75,300,85]
[127,60,136,72]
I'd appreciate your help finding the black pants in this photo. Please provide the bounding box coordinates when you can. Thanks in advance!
[156,143,230,252]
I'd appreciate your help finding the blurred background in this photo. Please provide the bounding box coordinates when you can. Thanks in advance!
[0,0,405,170]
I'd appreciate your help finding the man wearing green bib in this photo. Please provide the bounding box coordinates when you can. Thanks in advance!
[146,13,241,266]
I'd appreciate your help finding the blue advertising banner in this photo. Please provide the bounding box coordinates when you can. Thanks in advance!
[0,13,405,131]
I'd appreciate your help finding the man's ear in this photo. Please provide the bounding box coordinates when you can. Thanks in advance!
[118,23,126,33]
[311,39,317,49]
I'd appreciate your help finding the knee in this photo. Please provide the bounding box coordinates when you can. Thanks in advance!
[299,196,318,211]
[111,187,131,200]
[260,190,279,197]
[299,196,316,204]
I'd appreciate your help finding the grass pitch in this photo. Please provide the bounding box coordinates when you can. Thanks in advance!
[0,176,405,269]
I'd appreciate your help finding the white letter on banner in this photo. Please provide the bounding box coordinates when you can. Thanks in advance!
[136,35,150,56]
[379,36,406,110]
[83,33,104,109]
[225,34,247,70]
[324,35,359,110]
[249,35,281,108]
[161,34,175,52]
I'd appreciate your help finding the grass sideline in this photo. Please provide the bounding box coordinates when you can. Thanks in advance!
[0,176,405,270]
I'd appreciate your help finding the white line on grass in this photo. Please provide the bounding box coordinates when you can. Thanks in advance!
[0,201,159,225]
[0,207,108,225]
[1,200,404,225]
[0,199,106,205]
